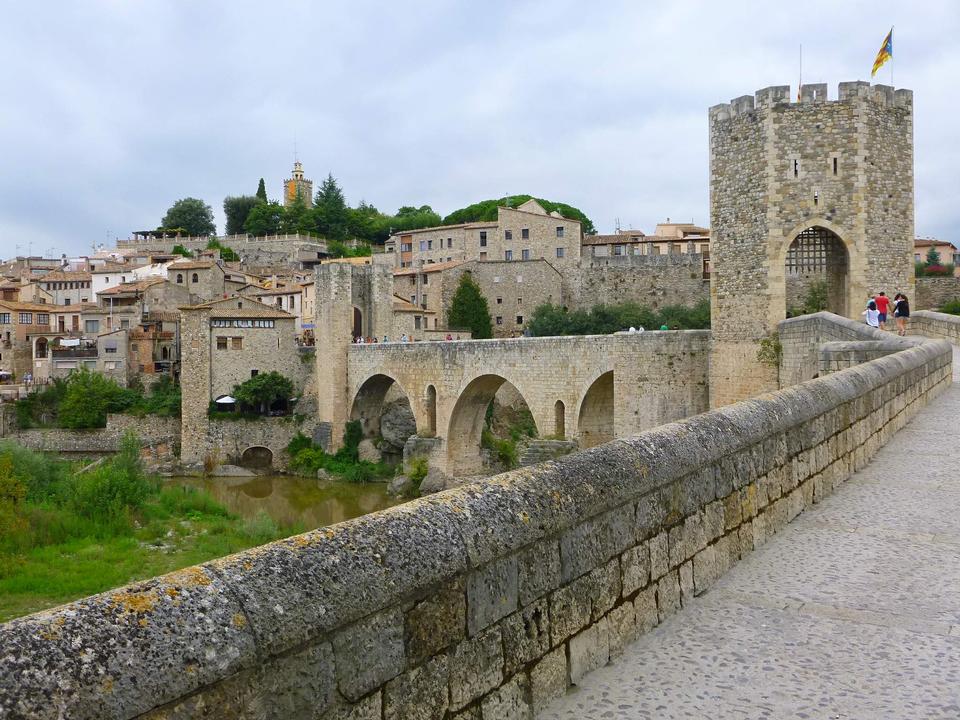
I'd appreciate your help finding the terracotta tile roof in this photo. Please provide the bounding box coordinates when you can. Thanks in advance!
[393,259,466,276]
[390,221,497,237]
[0,299,56,313]
[40,270,91,282]
[914,238,956,249]
[90,262,130,273]
[168,260,219,270]
[98,278,167,295]
[180,295,294,319]
[392,295,436,314]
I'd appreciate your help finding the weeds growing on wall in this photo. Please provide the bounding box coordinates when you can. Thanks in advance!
[286,423,393,482]
[786,280,829,318]
[939,299,960,315]
[756,333,783,368]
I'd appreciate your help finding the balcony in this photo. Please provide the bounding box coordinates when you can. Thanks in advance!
[51,346,98,359]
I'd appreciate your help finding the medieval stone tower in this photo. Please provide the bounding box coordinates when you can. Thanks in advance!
[708,81,914,407]
[314,261,394,450]
[284,160,314,208]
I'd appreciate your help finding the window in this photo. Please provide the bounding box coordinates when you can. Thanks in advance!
[479,231,487,247]
[64,298,71,305]
[104,341,117,354]
[231,337,243,350]
[521,228,529,239]
[700,243,709,254]
[0,313,9,324]
[414,316,422,330]
[121,276,126,283]
[614,245,624,256]
[556,247,565,258]
[176,274,183,283]
[427,240,433,250]
[447,238,453,248]
[496,316,503,325]
[401,243,412,252]
[217,337,228,350]
[85,319,99,333]
[793,158,799,177]
[251,369,258,377]
[556,226,564,238]
[192,273,199,283]
[479,252,487,260]
[410,295,416,305]
[496,297,503,305]
[521,249,530,260]
[419,240,427,252]
[517,297,522,305]
[833,157,838,175]
[505,230,512,241]
[17,312,31,324]
[505,250,513,261]
[516,316,523,325]
[37,313,49,325]
[131,343,139,352]
[104,277,109,284]
[422,274,429,285]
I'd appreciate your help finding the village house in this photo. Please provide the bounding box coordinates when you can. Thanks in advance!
[385,200,582,269]
[167,260,226,303]
[38,270,93,306]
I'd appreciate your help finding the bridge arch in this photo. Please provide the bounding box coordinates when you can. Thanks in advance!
[447,374,538,476]
[239,445,273,470]
[350,373,418,444]
[577,371,614,448]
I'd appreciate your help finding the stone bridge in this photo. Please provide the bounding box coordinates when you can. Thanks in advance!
[343,332,709,475]
[2,312,957,719]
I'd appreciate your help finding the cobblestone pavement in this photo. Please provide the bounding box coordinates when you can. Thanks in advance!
[539,347,960,719]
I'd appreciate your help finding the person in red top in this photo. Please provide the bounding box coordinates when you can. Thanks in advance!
[874,291,890,330]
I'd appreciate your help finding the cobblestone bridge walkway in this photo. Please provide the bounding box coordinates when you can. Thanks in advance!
[540,348,960,719]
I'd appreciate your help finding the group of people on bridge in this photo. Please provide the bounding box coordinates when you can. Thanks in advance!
[863,291,910,335]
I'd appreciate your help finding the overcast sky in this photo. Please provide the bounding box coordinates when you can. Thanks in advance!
[1,1,956,257]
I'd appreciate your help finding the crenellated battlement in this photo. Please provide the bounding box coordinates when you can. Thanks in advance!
[709,81,912,121]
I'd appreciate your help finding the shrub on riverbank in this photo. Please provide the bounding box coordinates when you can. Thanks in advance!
[0,436,293,621]
[527,300,710,336]
[286,422,393,482]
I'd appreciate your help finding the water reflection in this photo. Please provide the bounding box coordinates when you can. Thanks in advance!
[167,475,402,530]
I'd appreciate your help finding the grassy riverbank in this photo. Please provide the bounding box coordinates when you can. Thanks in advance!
[0,436,298,622]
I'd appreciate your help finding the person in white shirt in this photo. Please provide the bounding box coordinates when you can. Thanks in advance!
[862,300,880,328]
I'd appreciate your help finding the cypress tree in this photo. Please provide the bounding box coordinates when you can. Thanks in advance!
[448,272,493,339]
[256,178,268,202]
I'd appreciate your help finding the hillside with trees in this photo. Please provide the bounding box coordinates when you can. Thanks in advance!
[442,195,595,234]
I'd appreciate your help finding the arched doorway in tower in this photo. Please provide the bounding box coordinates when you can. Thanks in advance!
[352,307,363,339]
[349,374,416,464]
[785,226,849,317]
[447,376,537,477]
[578,371,614,448]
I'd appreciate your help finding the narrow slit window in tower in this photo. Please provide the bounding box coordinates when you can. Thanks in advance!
[833,157,838,175]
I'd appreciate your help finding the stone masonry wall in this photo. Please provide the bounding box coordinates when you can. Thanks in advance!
[563,254,709,312]
[709,82,914,408]
[911,310,960,344]
[915,277,960,310]
[1,315,952,720]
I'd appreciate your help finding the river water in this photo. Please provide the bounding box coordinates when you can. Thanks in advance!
[167,475,401,530]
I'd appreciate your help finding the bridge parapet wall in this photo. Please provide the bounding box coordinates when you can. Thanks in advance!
[912,310,960,344]
[1,319,952,719]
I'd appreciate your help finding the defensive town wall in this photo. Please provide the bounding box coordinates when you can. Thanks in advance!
[915,277,960,311]
[563,253,709,312]
[1,313,954,719]
[4,413,180,457]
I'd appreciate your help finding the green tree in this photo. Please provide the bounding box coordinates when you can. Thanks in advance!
[256,178,268,202]
[281,197,314,235]
[171,244,193,258]
[233,372,295,415]
[160,198,216,236]
[244,201,285,236]
[448,273,493,339]
[223,196,260,236]
[206,238,239,262]
[926,246,942,266]
[58,369,139,429]
[443,195,595,234]
[313,174,350,240]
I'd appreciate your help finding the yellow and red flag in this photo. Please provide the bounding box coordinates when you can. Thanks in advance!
[871,28,893,77]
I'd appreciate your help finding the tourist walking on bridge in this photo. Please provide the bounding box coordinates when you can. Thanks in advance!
[893,293,910,335]
[863,300,880,328]
[874,291,890,330]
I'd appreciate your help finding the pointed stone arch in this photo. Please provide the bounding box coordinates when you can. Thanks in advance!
[577,371,614,448]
